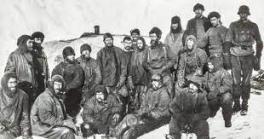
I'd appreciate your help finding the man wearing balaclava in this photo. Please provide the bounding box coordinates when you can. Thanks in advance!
[52,46,84,117]
[225,5,263,115]
[5,34,38,105]
[202,56,233,128]
[77,43,102,102]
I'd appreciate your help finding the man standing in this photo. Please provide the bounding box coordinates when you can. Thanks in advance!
[130,28,141,49]
[31,75,76,139]
[52,46,84,117]
[5,35,37,105]
[203,56,233,127]
[225,5,263,115]
[97,33,128,97]
[198,12,230,69]
[0,72,32,139]
[82,85,123,138]
[77,44,101,102]
[184,3,211,43]
[31,31,49,94]
[144,27,176,98]
[169,80,209,139]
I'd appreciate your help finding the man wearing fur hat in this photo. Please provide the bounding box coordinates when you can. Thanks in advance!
[5,34,38,105]
[0,72,32,139]
[77,43,101,102]
[202,56,233,127]
[225,5,263,115]
[31,75,76,139]
[82,85,123,138]
[130,28,141,50]
[198,12,230,69]
[52,46,84,117]
[184,3,211,43]
[144,27,176,98]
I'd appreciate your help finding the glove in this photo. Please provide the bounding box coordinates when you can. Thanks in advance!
[253,56,261,71]
[127,76,135,90]
[223,53,232,70]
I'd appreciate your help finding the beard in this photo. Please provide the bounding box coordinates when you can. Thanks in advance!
[150,40,159,47]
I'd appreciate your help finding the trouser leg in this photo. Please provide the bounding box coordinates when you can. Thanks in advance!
[169,118,181,139]
[220,93,233,127]
[231,55,242,111]
[193,120,209,139]
[208,98,220,117]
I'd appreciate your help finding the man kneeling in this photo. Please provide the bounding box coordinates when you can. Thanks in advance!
[81,85,123,138]
[113,74,171,139]
[31,75,76,139]
[168,80,210,139]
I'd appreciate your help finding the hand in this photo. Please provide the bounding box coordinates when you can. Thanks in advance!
[113,114,121,123]
[128,76,135,90]
[178,80,185,88]
[116,77,126,89]
[63,119,77,131]
[194,69,202,76]
[253,56,261,71]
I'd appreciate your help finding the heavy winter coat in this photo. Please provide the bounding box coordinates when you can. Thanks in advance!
[164,32,184,59]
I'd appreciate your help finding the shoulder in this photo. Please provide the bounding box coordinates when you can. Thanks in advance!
[18,89,29,99]
[196,48,207,55]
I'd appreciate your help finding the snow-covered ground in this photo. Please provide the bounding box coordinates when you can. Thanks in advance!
[1,0,264,138]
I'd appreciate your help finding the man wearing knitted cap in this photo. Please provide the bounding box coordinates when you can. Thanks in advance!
[164,16,184,69]
[77,43,101,102]
[202,56,233,127]
[52,46,84,117]
[82,85,123,138]
[5,34,38,105]
[31,75,77,139]
[184,3,211,44]
[31,31,49,96]
[198,11,230,69]
[97,33,128,99]
[225,5,263,115]
[144,27,176,98]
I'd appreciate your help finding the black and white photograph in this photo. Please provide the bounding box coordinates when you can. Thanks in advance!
[0,0,264,138]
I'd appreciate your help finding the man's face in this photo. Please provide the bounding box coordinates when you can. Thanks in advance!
[208,62,215,72]
[137,39,144,50]
[149,33,159,46]
[7,77,17,93]
[187,39,195,50]
[66,55,75,62]
[53,81,63,94]
[210,17,220,27]
[104,38,114,47]
[26,39,34,51]
[34,37,43,44]
[123,39,132,50]
[131,33,139,40]
[171,23,179,30]
[96,92,105,102]
[189,83,198,93]
[239,13,249,21]
[194,9,203,18]
[82,50,90,59]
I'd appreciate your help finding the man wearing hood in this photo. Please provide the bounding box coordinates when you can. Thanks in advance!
[127,37,149,112]
[225,5,263,115]
[198,12,230,69]
[113,74,170,139]
[77,44,101,102]
[52,46,84,117]
[82,85,123,138]
[202,56,233,127]
[176,35,208,90]
[184,3,211,43]
[31,31,49,95]
[5,34,37,105]
[144,27,176,98]
[168,80,209,139]
[97,33,128,98]
[0,72,31,139]
[31,75,76,139]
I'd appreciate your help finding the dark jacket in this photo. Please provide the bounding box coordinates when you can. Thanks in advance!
[31,87,70,135]
[97,46,127,87]
[77,56,102,98]
[169,89,209,125]
[82,94,123,133]
[52,61,84,91]
[137,85,171,119]
[0,73,31,137]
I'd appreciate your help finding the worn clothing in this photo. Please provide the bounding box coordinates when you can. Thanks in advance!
[97,46,127,87]
[77,56,101,100]
[82,94,123,135]
[169,89,209,139]
[52,61,84,117]
[184,16,211,42]
[0,88,30,138]
[164,32,184,61]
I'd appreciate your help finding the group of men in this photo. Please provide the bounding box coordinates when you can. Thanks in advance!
[0,3,262,139]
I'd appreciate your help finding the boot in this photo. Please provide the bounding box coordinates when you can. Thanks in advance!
[225,120,232,128]
[240,100,248,116]
[232,99,241,113]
